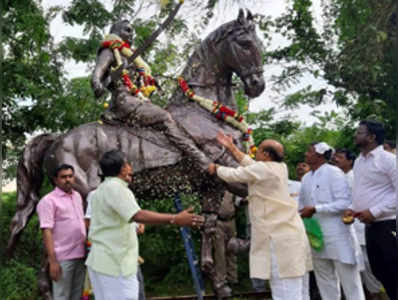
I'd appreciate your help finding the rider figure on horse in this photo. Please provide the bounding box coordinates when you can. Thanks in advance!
[92,20,211,170]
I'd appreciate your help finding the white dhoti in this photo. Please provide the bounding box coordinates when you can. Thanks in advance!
[313,258,365,300]
[88,267,139,300]
[269,244,310,300]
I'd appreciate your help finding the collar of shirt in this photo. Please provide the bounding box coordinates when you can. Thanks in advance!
[310,162,327,177]
[358,145,383,160]
[53,186,75,198]
[104,176,128,186]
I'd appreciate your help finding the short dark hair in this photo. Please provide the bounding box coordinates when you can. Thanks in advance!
[384,139,396,149]
[263,146,284,162]
[110,20,130,35]
[335,148,356,167]
[359,120,385,145]
[100,150,126,177]
[310,142,333,161]
[53,164,74,178]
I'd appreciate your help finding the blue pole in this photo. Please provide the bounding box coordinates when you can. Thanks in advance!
[174,194,205,300]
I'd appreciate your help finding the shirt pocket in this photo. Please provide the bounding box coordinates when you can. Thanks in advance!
[55,205,73,222]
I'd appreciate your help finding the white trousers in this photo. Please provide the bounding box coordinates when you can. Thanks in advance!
[269,246,309,300]
[313,258,365,300]
[88,267,139,300]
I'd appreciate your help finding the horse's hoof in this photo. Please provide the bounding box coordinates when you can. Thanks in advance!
[227,237,250,254]
[216,285,232,299]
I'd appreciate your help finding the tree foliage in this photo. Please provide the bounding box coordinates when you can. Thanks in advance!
[266,0,397,136]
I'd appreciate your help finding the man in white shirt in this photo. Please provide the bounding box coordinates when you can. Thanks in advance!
[334,148,384,300]
[299,142,364,300]
[344,120,397,300]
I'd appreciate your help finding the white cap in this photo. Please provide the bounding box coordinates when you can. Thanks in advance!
[314,142,334,155]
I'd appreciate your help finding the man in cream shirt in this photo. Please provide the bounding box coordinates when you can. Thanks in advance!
[208,132,312,300]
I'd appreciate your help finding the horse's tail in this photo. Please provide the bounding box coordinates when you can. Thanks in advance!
[6,133,58,258]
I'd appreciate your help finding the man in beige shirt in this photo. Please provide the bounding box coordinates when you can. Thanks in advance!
[208,132,312,300]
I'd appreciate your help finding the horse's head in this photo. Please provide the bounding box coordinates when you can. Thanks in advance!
[204,9,265,98]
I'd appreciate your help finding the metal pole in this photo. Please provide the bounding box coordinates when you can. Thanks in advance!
[174,194,205,300]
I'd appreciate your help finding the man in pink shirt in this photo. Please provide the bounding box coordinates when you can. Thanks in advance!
[37,164,86,300]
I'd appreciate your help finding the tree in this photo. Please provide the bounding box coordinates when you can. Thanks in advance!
[265,0,397,137]
[1,0,62,177]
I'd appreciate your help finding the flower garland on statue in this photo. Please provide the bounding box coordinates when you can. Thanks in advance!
[99,35,256,157]
[101,34,157,101]
[178,77,257,158]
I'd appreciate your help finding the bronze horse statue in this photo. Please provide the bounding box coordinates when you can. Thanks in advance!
[7,9,265,298]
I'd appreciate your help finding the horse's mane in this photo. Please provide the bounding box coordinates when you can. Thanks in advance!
[203,18,254,46]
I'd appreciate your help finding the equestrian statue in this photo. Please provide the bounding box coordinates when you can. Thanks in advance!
[7,8,265,299]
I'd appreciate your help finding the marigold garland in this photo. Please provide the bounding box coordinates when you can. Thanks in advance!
[101,36,157,101]
[99,36,256,157]
[178,77,256,157]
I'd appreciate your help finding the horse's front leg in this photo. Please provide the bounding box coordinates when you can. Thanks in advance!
[200,189,234,299]
[200,187,222,275]
[201,213,217,274]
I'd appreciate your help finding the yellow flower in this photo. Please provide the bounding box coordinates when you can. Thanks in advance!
[141,85,156,97]
[103,102,109,108]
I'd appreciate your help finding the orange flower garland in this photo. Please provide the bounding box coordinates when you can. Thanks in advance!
[178,77,256,157]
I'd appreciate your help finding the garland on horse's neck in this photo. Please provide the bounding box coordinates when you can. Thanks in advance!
[178,77,256,158]
[101,34,257,158]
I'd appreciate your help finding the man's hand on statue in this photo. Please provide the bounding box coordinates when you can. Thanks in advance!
[49,259,62,282]
[342,209,355,224]
[208,163,217,175]
[300,206,316,218]
[174,207,205,228]
[216,131,234,150]
[355,209,375,224]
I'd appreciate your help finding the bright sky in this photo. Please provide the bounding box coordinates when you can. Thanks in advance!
[42,0,339,125]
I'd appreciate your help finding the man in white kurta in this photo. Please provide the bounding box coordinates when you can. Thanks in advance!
[208,134,312,300]
[299,142,364,300]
